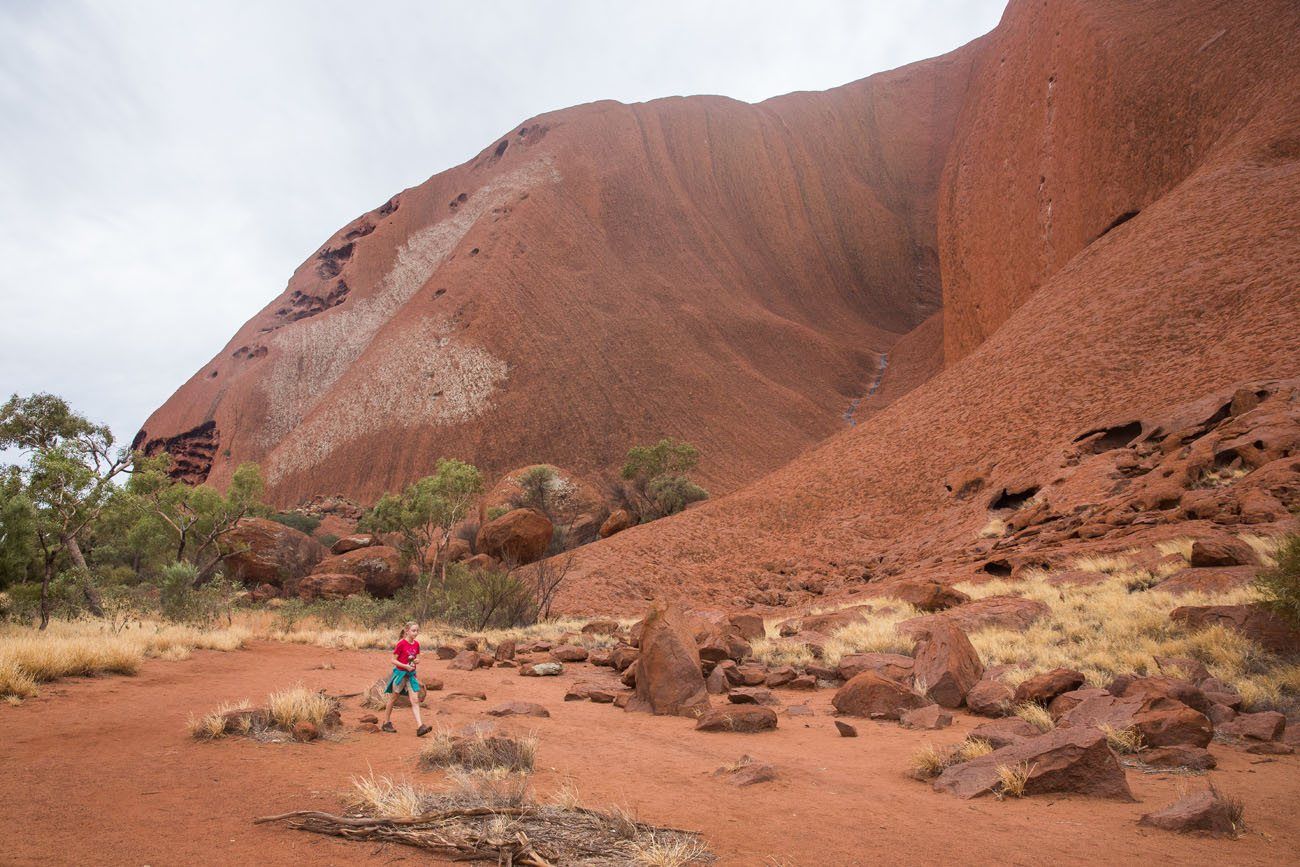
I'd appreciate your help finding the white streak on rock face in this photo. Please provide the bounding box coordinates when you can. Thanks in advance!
[265,322,509,481]
[253,155,557,480]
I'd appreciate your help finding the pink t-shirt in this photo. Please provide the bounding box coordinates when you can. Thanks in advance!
[395,638,419,665]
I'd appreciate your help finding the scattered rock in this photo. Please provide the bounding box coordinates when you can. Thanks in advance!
[519,662,563,677]
[444,691,488,701]
[1138,788,1242,837]
[764,666,796,688]
[599,509,634,539]
[888,579,971,612]
[448,651,493,671]
[1218,711,1285,742]
[901,596,1050,636]
[330,534,375,555]
[966,679,1014,717]
[970,717,1040,749]
[359,714,379,724]
[1189,536,1258,568]
[728,612,766,641]
[788,675,817,690]
[713,756,777,786]
[911,621,983,708]
[728,687,779,706]
[1014,668,1086,706]
[900,705,953,730]
[836,653,914,684]
[296,572,366,601]
[831,672,928,720]
[933,727,1134,800]
[581,619,620,635]
[627,604,711,717]
[1140,745,1216,771]
[494,640,516,662]
[291,722,319,742]
[695,706,778,733]
[311,545,410,598]
[835,720,858,737]
[476,508,553,565]
[550,644,589,663]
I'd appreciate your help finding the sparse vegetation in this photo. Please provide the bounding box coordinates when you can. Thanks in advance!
[420,727,538,773]
[994,761,1033,799]
[190,683,337,741]
[955,567,1298,709]
[909,737,994,779]
[978,517,1006,539]
[259,771,713,865]
[620,439,709,521]
[1013,702,1055,733]
[1254,532,1300,628]
[1100,724,1145,754]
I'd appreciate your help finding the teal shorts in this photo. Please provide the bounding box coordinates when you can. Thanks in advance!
[384,668,421,695]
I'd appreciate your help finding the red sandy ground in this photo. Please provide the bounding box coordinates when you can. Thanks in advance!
[3,644,1296,866]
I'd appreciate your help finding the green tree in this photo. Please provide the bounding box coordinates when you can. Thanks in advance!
[127,456,266,578]
[360,459,483,614]
[0,467,37,587]
[620,438,709,520]
[0,393,132,626]
[1256,533,1300,628]
[511,465,558,517]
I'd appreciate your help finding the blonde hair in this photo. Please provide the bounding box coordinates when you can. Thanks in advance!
[399,621,419,640]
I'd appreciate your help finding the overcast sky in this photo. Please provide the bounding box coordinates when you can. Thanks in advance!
[0,1,1005,448]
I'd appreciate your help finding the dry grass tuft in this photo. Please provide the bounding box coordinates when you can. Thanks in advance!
[188,700,253,740]
[1154,538,1195,561]
[628,832,714,867]
[1100,724,1145,754]
[420,728,537,773]
[266,683,332,730]
[1070,552,1139,575]
[978,517,1007,539]
[995,761,1033,799]
[1238,533,1284,568]
[349,772,426,820]
[1013,702,1055,733]
[909,737,994,779]
[1209,783,1246,836]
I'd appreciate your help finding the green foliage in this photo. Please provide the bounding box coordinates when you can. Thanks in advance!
[399,562,534,630]
[0,470,36,588]
[1256,533,1300,628]
[360,459,483,579]
[268,511,320,536]
[620,438,708,520]
[155,561,239,627]
[318,533,340,550]
[511,466,557,515]
[486,505,510,522]
[127,457,267,575]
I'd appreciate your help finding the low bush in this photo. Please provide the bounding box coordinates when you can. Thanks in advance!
[269,511,321,536]
[1255,532,1300,628]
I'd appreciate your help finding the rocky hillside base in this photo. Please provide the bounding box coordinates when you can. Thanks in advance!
[214,600,1299,848]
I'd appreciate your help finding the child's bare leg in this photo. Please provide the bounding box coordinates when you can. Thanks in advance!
[410,694,424,728]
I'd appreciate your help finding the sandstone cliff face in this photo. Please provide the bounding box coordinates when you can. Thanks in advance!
[139,47,977,506]
[142,0,1300,615]
[555,0,1300,610]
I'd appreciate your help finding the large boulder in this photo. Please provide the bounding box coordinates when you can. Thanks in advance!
[836,653,915,684]
[695,706,778,733]
[297,573,366,601]
[312,545,410,597]
[1189,536,1259,568]
[1170,603,1300,655]
[911,621,983,708]
[221,517,326,589]
[1057,691,1212,748]
[628,604,711,717]
[475,508,553,565]
[831,672,928,720]
[966,678,1015,717]
[599,509,635,539]
[933,727,1134,800]
[330,534,376,555]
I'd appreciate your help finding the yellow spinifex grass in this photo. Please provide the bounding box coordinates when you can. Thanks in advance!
[266,683,332,729]
[0,619,248,700]
[953,568,1293,707]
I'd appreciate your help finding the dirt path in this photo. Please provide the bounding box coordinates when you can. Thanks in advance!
[2,643,1297,866]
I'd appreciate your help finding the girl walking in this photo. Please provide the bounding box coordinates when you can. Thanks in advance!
[382,621,432,737]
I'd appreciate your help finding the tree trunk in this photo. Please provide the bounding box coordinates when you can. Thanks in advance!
[39,559,52,630]
[62,533,104,617]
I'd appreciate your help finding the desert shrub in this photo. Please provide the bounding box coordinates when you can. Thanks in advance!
[269,511,320,536]
[420,728,537,772]
[510,466,557,515]
[1255,533,1300,628]
[909,737,994,779]
[995,761,1033,799]
[156,562,239,627]
[317,533,339,549]
[486,505,509,521]
[432,564,536,630]
[620,439,709,520]
[645,475,708,518]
